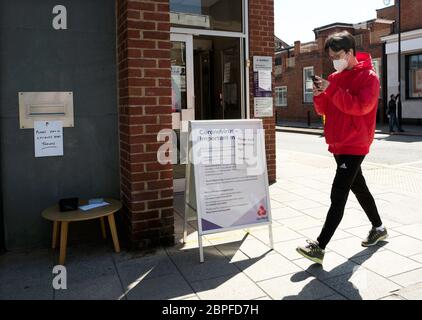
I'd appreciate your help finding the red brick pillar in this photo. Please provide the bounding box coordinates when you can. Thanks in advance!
[249,0,276,183]
[117,0,174,250]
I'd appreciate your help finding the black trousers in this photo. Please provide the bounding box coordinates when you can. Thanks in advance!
[317,155,383,249]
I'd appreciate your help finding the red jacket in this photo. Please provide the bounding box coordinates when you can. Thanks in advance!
[314,52,380,155]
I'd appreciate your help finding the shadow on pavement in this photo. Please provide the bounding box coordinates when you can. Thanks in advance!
[282,242,388,300]
[374,134,422,143]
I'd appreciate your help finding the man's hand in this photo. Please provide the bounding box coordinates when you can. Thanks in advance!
[313,84,324,97]
[313,76,330,97]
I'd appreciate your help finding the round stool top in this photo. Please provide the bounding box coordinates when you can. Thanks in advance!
[42,198,122,222]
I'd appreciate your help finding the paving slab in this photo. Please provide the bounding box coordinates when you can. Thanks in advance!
[273,237,314,260]
[283,199,324,211]
[279,215,323,231]
[168,247,240,283]
[344,225,401,239]
[270,207,304,221]
[393,224,422,241]
[294,252,360,281]
[251,225,303,244]
[116,253,179,289]
[328,236,385,259]
[297,226,353,242]
[55,274,123,300]
[393,283,422,300]
[382,235,422,257]
[191,273,266,300]
[257,273,336,300]
[235,252,302,282]
[350,250,422,278]
[390,268,422,287]
[323,268,401,300]
[125,273,194,300]
[0,276,53,300]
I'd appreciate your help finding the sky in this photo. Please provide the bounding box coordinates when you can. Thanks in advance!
[274,0,396,45]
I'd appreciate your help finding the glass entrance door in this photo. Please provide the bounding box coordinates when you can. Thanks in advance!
[171,33,194,193]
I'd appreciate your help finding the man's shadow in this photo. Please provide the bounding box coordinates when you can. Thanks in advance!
[283,242,388,300]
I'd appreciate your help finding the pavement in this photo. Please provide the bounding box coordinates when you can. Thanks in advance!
[2,149,422,300]
[276,120,422,137]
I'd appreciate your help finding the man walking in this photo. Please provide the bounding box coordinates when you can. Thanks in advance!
[296,31,388,265]
[387,94,404,133]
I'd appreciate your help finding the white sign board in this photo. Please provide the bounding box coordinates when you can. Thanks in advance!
[253,56,273,118]
[34,120,64,157]
[254,97,273,118]
[186,120,273,262]
[253,56,272,71]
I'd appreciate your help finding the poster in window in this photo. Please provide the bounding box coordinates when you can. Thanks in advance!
[171,66,186,112]
[415,69,422,93]
[224,62,231,83]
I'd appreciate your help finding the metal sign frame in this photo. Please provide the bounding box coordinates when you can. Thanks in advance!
[184,119,274,263]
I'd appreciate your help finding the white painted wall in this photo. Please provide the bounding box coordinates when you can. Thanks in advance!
[386,48,422,119]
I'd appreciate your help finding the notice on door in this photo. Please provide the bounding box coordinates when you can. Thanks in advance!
[188,120,272,234]
[34,120,64,157]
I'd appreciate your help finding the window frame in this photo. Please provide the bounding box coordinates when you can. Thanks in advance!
[406,53,422,100]
[275,86,287,107]
[372,58,382,98]
[170,0,243,33]
[303,66,314,104]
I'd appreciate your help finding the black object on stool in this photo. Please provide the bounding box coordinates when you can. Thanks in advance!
[59,198,79,212]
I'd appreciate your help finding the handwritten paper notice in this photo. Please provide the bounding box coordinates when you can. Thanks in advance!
[34,121,64,157]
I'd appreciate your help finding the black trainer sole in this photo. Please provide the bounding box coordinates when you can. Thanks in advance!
[296,247,323,265]
[361,234,389,247]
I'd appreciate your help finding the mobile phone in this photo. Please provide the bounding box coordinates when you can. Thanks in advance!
[311,75,320,88]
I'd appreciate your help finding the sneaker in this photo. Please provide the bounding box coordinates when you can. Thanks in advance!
[296,240,325,265]
[361,227,388,247]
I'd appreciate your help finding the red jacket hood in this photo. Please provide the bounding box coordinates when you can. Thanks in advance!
[352,52,374,71]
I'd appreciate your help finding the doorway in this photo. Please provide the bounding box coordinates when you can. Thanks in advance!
[171,34,244,192]
[194,36,242,121]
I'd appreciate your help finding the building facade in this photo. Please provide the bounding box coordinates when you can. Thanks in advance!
[0,0,276,251]
[380,0,422,122]
[274,18,393,124]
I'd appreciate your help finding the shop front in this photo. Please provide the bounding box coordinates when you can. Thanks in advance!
[0,0,275,251]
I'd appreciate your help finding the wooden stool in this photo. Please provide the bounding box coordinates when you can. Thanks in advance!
[42,198,122,265]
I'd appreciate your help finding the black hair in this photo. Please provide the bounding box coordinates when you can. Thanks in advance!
[324,31,356,56]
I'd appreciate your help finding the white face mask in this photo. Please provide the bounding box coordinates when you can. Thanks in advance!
[333,53,349,72]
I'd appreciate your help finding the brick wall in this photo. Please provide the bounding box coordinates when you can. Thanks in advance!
[377,5,396,21]
[377,1,422,33]
[398,0,422,32]
[275,21,392,124]
[275,49,324,123]
[117,0,174,250]
[115,0,277,249]
[249,0,276,183]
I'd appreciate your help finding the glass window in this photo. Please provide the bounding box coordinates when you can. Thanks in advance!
[372,58,382,97]
[303,67,314,104]
[171,41,188,112]
[170,0,243,32]
[407,53,422,99]
[372,58,381,78]
[275,87,287,107]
